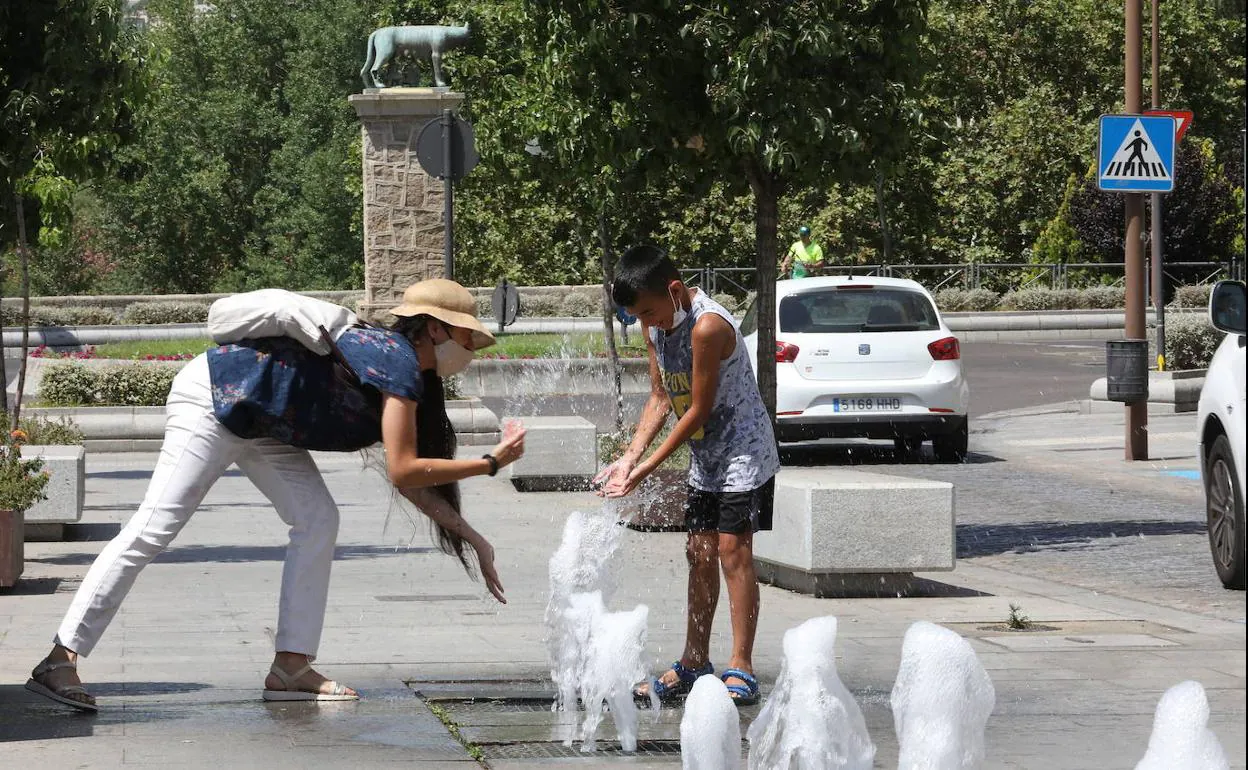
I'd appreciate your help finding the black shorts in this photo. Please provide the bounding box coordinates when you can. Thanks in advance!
[685,477,776,534]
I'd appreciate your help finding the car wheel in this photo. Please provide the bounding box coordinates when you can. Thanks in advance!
[893,437,923,461]
[933,418,969,464]
[1205,433,1246,590]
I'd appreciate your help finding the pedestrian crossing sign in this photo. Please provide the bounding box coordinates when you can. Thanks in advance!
[1098,114,1176,193]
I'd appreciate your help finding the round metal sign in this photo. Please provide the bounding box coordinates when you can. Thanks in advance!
[416,114,480,180]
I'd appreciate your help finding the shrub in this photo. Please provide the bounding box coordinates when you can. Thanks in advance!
[1163,312,1223,370]
[935,288,1001,312]
[712,293,740,313]
[1170,284,1212,310]
[559,292,603,318]
[122,301,211,325]
[37,362,101,406]
[38,362,178,407]
[999,288,1081,311]
[1076,286,1125,310]
[475,295,493,318]
[0,413,84,445]
[0,440,48,513]
[521,295,561,318]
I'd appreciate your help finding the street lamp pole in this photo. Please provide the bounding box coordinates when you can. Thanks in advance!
[1124,0,1149,460]
[1150,0,1166,373]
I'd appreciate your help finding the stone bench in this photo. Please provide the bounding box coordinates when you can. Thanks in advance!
[507,416,598,492]
[753,468,955,598]
[18,444,86,542]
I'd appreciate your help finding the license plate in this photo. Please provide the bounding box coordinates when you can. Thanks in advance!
[832,397,902,413]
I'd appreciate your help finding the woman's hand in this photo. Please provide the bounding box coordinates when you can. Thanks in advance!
[470,535,506,604]
[602,458,655,499]
[490,420,526,469]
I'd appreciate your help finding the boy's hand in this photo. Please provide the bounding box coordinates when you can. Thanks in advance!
[603,459,655,499]
[593,458,635,496]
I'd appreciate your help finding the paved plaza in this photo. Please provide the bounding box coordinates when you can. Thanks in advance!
[1,403,1244,768]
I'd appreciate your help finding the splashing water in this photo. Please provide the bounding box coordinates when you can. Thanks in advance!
[746,616,875,770]
[891,621,996,770]
[546,505,650,752]
[1135,681,1229,770]
[682,675,742,770]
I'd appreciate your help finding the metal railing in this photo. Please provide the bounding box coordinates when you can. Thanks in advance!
[682,261,1237,295]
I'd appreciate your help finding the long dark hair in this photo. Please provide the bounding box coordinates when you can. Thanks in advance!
[389,314,474,576]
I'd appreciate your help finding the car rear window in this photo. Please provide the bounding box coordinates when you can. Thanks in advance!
[779,287,940,333]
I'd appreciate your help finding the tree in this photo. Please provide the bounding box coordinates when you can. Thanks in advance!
[0,0,144,419]
[526,1,928,415]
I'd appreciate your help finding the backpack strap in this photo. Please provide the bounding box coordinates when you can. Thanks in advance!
[319,325,362,387]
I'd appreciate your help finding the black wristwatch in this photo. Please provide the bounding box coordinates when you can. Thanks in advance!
[482,454,499,477]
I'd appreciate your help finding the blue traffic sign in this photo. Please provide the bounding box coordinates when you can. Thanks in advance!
[1098,114,1176,193]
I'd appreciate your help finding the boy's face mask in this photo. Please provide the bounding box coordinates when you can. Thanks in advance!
[669,284,689,330]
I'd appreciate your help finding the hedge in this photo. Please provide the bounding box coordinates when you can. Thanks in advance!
[38,362,178,407]
[1162,313,1224,370]
[934,285,1214,314]
[122,301,211,325]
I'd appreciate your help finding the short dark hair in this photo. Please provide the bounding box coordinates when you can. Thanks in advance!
[611,245,680,307]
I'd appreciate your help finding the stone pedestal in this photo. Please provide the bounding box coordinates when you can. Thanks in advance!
[349,88,464,321]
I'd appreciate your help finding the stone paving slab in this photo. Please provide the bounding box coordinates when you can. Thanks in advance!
[1,439,1245,768]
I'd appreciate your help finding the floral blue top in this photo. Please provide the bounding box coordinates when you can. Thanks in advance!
[206,326,423,451]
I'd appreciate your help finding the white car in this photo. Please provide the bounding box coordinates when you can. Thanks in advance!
[1199,280,1246,590]
[741,276,971,461]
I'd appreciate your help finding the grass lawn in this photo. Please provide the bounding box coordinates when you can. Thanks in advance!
[84,333,648,361]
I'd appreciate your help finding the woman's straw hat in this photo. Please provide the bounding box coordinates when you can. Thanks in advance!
[388,279,496,350]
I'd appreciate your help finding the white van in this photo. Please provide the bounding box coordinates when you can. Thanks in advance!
[1199,280,1246,589]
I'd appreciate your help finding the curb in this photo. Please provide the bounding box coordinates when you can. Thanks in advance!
[1,309,1205,348]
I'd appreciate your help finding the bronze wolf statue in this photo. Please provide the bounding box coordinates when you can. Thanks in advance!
[360,24,470,89]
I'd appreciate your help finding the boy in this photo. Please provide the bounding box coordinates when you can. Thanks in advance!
[598,245,780,706]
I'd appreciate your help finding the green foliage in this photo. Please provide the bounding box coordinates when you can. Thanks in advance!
[935,288,1002,313]
[0,305,118,327]
[558,292,602,318]
[1171,284,1213,309]
[0,442,49,513]
[1006,603,1032,631]
[1,412,84,446]
[1076,286,1125,310]
[520,296,560,318]
[121,301,210,325]
[1032,174,1085,264]
[38,362,177,407]
[1163,312,1223,370]
[999,288,1082,311]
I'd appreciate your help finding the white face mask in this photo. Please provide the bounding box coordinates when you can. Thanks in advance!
[670,289,689,329]
[435,340,475,376]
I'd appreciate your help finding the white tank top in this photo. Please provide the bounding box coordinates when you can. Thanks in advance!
[650,290,780,492]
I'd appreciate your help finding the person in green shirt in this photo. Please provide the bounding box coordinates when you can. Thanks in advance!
[781,225,824,278]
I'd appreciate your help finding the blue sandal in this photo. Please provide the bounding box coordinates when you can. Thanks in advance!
[634,660,714,703]
[720,668,760,706]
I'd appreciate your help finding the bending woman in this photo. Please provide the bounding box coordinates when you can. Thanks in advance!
[26,279,524,710]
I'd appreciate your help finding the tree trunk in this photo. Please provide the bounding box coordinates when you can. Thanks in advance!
[13,193,32,426]
[597,211,624,433]
[746,159,780,423]
[875,171,892,263]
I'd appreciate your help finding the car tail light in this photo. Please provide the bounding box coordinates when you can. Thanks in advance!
[776,341,800,363]
[928,336,960,361]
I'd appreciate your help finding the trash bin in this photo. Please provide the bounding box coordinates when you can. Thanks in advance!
[1105,339,1149,403]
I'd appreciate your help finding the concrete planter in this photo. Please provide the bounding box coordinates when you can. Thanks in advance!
[457,358,651,399]
[18,445,86,541]
[0,509,21,588]
[1087,369,1206,414]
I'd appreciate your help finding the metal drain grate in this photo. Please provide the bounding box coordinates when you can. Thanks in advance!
[440,698,554,713]
[481,740,685,759]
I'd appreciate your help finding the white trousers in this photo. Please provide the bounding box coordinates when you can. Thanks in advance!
[56,354,340,658]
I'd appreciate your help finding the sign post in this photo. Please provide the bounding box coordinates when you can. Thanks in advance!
[1142,108,1193,372]
[416,110,480,279]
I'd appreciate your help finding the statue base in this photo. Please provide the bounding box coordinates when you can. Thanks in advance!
[349,89,466,321]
